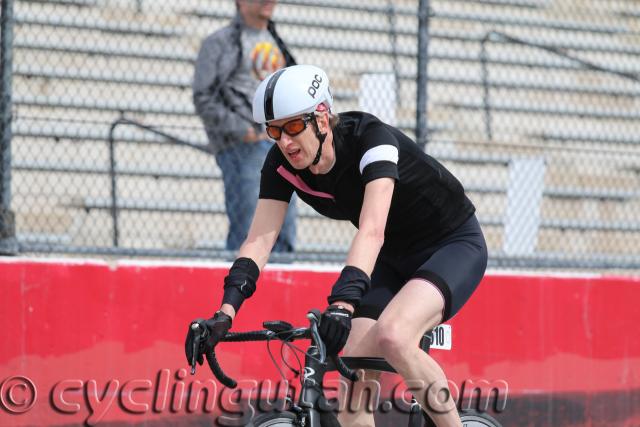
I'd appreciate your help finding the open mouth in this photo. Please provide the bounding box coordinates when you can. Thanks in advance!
[288,148,301,158]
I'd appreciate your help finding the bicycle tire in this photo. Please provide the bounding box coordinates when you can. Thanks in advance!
[248,411,299,427]
[460,410,502,427]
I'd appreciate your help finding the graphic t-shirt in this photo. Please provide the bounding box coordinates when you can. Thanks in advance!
[259,112,476,253]
[226,26,286,128]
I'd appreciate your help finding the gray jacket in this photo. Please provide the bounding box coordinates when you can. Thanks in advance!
[192,13,296,154]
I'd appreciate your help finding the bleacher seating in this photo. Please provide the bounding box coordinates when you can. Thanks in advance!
[10,0,640,267]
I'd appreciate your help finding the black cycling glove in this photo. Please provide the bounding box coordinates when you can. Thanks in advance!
[185,311,232,369]
[318,305,352,355]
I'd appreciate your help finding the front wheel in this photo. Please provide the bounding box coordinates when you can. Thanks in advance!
[248,411,299,427]
[422,410,502,427]
[460,410,502,427]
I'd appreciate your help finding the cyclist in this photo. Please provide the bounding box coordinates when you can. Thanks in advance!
[186,64,488,427]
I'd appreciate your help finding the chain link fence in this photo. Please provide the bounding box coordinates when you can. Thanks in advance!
[1,0,639,270]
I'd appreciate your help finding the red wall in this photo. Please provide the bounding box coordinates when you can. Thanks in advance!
[1,258,639,426]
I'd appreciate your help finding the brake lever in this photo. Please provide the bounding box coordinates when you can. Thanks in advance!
[189,320,208,375]
[306,310,326,363]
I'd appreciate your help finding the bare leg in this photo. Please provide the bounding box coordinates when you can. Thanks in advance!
[338,317,382,427]
[374,280,462,427]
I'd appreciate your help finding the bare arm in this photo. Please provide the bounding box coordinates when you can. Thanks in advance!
[220,199,289,318]
[239,199,289,268]
[335,177,395,312]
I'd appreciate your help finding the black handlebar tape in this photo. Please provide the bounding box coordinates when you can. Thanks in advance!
[206,349,237,389]
[209,330,281,387]
[332,355,359,381]
[211,325,323,388]
[222,330,276,342]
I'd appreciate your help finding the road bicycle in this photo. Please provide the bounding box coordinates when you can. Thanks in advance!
[190,309,501,427]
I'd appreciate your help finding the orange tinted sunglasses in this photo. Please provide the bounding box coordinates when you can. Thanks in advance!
[266,115,314,140]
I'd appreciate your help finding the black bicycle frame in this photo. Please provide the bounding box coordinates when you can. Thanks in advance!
[297,345,333,427]
[199,312,438,426]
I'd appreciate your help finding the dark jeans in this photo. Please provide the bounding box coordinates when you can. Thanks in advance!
[215,140,296,252]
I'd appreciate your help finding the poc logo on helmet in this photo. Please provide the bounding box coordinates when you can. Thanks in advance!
[308,74,323,99]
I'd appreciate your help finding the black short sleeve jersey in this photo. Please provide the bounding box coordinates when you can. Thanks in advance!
[259,111,475,252]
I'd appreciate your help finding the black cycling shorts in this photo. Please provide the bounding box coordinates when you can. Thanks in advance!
[353,214,488,322]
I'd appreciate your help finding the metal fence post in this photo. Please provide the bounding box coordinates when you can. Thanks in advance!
[480,32,493,142]
[385,0,400,98]
[415,0,430,149]
[0,0,17,255]
[108,117,122,247]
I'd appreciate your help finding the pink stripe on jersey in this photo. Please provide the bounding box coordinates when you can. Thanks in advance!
[277,166,335,200]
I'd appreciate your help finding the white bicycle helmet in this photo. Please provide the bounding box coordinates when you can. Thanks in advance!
[253,64,333,124]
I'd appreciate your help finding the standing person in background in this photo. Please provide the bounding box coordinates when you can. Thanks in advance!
[193,0,297,252]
